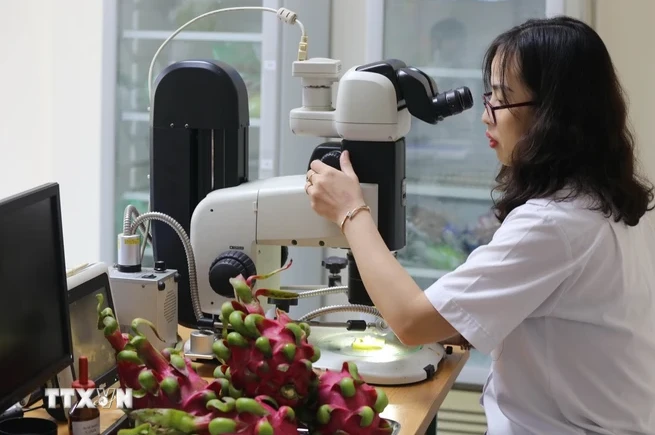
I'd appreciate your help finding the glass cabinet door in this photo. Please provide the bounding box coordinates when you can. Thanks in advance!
[380,0,549,288]
[372,0,551,394]
[113,0,267,264]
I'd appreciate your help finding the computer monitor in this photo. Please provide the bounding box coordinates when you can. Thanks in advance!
[65,263,119,389]
[0,183,73,415]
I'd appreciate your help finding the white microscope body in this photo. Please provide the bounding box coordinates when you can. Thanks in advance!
[190,57,421,314]
[181,57,473,384]
[189,174,379,315]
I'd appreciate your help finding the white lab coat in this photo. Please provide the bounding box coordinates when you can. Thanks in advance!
[424,192,655,434]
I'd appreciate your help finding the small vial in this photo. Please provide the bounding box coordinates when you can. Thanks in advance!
[68,356,100,435]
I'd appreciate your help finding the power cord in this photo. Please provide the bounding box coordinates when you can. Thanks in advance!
[22,404,44,413]
[0,403,42,422]
[147,6,307,105]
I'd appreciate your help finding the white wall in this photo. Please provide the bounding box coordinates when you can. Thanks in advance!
[0,2,55,199]
[0,0,114,268]
[593,0,655,180]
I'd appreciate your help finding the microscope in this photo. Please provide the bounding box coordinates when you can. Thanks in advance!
[144,56,473,385]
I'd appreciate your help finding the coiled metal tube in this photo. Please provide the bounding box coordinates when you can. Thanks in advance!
[124,205,148,263]
[291,285,347,299]
[297,304,382,322]
[123,205,152,261]
[123,204,148,236]
[129,212,203,322]
[123,205,136,235]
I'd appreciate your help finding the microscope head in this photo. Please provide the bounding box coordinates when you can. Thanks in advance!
[291,58,473,250]
[290,58,473,140]
[291,58,474,305]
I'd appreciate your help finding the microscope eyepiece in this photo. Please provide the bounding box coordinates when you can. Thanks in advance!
[395,66,474,124]
[433,86,473,119]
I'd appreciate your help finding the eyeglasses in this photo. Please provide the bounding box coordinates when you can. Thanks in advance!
[483,92,536,124]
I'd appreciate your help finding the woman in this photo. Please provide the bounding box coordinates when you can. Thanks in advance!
[304,16,655,434]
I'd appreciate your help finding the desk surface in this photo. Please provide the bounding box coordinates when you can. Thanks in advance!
[32,328,468,435]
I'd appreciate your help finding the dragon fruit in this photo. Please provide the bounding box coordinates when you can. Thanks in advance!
[119,396,298,435]
[96,259,399,435]
[312,362,392,435]
[212,260,321,411]
[96,293,225,411]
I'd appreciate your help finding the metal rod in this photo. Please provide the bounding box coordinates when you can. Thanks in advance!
[211,320,385,332]
[212,320,379,330]
[280,284,332,291]
[307,320,378,328]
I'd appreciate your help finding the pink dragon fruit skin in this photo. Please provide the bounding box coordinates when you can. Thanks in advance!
[212,264,322,410]
[97,260,398,435]
[97,293,212,411]
[119,396,299,435]
[315,362,392,435]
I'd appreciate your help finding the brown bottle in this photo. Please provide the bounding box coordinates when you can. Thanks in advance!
[68,356,100,435]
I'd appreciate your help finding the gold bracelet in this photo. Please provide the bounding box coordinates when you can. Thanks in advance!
[339,205,370,234]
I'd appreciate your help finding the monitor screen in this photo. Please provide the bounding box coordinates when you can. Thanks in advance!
[0,183,73,414]
[67,273,118,387]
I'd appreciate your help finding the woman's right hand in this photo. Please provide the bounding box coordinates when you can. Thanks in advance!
[305,150,367,225]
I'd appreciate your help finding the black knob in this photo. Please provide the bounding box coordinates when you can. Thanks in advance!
[209,250,256,298]
[320,150,341,170]
[267,297,298,313]
[196,317,215,331]
[154,260,166,271]
[346,320,367,331]
[322,256,348,274]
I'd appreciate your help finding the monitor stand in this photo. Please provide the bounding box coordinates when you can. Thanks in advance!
[43,376,68,423]
[0,414,58,435]
[0,403,23,422]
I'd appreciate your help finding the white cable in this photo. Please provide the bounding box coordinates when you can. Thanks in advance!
[146,6,306,107]
[139,7,305,259]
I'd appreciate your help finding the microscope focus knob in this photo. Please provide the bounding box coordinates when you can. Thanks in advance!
[322,256,348,274]
[320,150,341,170]
[208,250,256,298]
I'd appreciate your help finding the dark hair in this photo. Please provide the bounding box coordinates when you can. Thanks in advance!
[483,16,654,226]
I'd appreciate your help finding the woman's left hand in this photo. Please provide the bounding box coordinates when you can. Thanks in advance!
[305,150,366,224]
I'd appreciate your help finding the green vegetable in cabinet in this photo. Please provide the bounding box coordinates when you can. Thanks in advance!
[210,44,262,118]
[425,243,466,270]
[172,0,224,31]
[249,93,260,119]
[212,44,260,76]
[408,205,450,242]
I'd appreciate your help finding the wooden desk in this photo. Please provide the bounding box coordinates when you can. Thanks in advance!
[29,328,468,435]
[376,348,469,434]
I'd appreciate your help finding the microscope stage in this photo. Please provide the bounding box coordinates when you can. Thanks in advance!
[180,325,446,386]
[307,326,445,385]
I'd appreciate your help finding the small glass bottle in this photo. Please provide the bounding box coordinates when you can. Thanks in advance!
[68,356,100,435]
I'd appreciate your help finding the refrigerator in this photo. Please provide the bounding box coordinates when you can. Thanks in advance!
[364,1,591,433]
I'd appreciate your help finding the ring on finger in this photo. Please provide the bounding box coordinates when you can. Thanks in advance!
[306,170,315,183]
[305,181,311,195]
